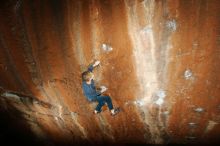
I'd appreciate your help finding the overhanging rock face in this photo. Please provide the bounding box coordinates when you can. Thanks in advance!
[0,0,220,145]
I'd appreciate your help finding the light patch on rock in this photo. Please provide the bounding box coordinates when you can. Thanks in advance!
[155,90,166,106]
[1,92,21,101]
[125,1,166,142]
[194,107,204,113]
[184,69,194,80]
[57,105,63,119]
[98,116,115,141]
[101,43,113,52]
[155,98,164,106]
[166,19,177,32]
[205,120,218,133]
[193,42,198,47]
[134,99,145,107]
[70,112,78,118]
[163,111,169,115]
[54,117,58,121]
[156,90,166,98]
[188,122,197,128]
[140,25,153,35]
[70,111,88,139]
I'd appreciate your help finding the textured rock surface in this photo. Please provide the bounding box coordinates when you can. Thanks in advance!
[0,0,219,145]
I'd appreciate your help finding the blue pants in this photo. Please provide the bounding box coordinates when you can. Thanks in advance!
[95,95,113,112]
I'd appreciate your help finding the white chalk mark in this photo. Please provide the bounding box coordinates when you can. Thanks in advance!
[194,107,204,113]
[184,69,194,80]
[101,43,113,52]
[166,19,177,32]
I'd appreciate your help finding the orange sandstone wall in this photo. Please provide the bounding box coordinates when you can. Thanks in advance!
[0,0,219,145]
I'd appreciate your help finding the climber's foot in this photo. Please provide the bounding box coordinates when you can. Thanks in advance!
[111,107,120,116]
[94,110,101,114]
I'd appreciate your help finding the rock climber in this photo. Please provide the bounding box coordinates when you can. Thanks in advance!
[82,60,119,116]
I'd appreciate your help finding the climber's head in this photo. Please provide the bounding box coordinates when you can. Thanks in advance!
[82,71,94,82]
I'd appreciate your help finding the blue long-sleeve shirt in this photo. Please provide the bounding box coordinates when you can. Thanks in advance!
[82,65,101,101]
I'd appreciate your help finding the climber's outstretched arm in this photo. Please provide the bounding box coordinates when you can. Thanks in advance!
[88,60,100,72]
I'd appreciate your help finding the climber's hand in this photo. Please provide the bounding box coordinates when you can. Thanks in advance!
[100,86,107,93]
[93,60,100,67]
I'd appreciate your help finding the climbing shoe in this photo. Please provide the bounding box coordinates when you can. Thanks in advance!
[111,108,120,116]
[93,110,101,114]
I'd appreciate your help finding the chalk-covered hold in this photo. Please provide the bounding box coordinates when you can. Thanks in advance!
[155,90,166,106]
[102,43,113,52]
[166,19,177,32]
[188,122,197,128]
[194,107,204,113]
[134,99,145,107]
[184,69,194,80]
